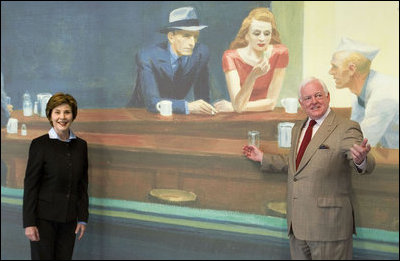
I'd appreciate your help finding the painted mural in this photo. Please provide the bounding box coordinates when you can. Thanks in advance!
[1,1,398,260]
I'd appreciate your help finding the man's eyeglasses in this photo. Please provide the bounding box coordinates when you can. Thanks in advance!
[301,93,326,103]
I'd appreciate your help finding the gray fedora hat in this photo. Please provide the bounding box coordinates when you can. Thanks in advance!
[160,6,207,33]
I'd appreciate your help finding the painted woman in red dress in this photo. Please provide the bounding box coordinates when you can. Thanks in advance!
[215,7,289,113]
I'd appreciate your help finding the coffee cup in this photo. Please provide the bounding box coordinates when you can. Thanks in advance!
[156,100,172,116]
[278,122,295,148]
[7,118,18,134]
[281,98,298,114]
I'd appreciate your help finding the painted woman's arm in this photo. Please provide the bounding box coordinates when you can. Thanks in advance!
[244,68,286,111]
[224,70,254,113]
[225,58,270,113]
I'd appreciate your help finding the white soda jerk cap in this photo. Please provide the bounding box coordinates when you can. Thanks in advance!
[336,37,380,61]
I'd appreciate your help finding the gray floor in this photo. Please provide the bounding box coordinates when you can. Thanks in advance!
[2,203,397,260]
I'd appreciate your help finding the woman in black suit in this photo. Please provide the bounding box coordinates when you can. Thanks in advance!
[23,93,89,260]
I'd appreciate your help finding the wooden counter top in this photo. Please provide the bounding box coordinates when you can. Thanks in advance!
[2,108,396,164]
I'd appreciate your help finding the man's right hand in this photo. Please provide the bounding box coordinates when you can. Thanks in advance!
[188,99,217,115]
[213,99,234,112]
[25,226,40,241]
[242,145,263,162]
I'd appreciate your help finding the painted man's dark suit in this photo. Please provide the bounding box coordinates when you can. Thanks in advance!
[128,41,210,114]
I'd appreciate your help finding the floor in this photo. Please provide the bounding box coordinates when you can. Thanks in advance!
[2,203,397,260]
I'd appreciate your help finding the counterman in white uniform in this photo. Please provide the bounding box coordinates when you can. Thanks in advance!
[329,37,399,149]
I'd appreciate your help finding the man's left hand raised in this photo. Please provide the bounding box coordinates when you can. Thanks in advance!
[351,138,371,165]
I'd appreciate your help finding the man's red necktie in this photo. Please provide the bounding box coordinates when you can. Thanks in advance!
[296,120,317,170]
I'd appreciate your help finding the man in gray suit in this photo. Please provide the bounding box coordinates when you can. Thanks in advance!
[243,77,375,260]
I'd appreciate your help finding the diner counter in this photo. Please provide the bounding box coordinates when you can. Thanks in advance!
[1,108,398,231]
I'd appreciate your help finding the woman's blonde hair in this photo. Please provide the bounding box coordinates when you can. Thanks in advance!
[229,7,281,50]
[344,51,372,74]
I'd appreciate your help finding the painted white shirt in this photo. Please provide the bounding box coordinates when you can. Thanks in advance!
[351,70,399,149]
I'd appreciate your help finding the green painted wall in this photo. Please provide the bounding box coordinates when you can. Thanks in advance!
[272,1,304,101]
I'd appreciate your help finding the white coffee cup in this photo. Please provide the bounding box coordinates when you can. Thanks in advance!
[281,98,298,114]
[278,122,295,148]
[6,118,18,134]
[156,100,172,116]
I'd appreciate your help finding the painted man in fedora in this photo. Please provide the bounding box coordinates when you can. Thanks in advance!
[127,6,217,114]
